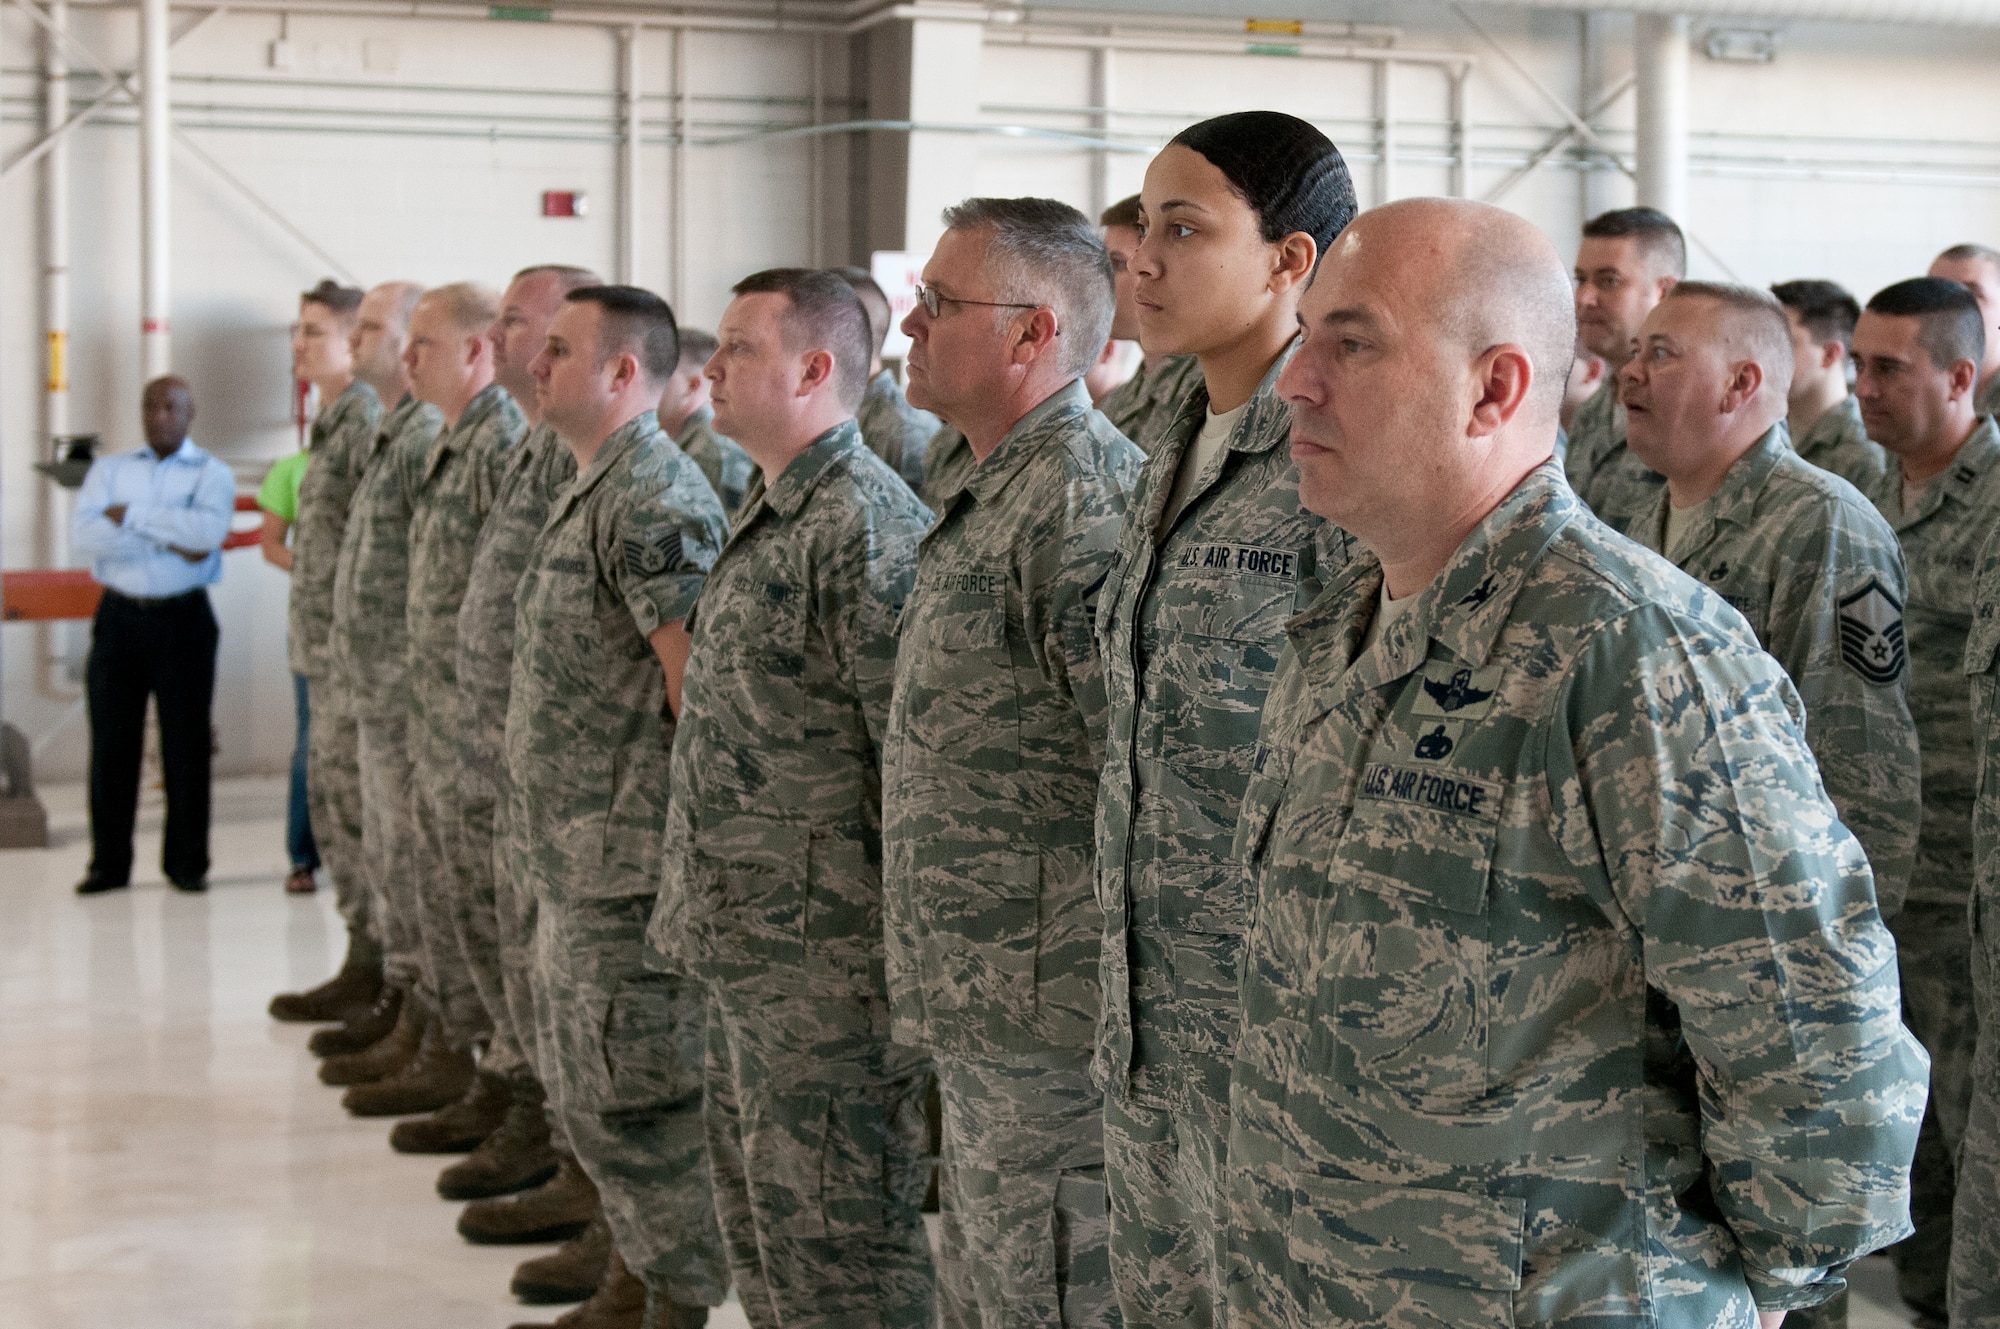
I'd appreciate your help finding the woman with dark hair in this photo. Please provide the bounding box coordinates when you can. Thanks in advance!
[1093,110,1357,1327]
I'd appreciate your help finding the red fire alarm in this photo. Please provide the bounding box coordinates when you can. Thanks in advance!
[542,190,588,218]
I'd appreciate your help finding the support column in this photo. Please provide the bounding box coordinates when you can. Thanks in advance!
[1634,12,1688,223]
[44,0,70,444]
[139,0,171,377]
[868,15,983,260]
[1373,60,1397,207]
[618,26,640,285]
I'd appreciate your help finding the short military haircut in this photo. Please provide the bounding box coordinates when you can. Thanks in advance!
[733,267,874,412]
[831,265,892,358]
[302,278,364,321]
[939,196,1116,379]
[1771,279,1861,351]
[1099,194,1142,231]
[565,285,681,382]
[1666,281,1794,403]
[513,263,603,294]
[1937,242,2000,269]
[419,281,503,336]
[1866,277,1986,373]
[676,328,718,373]
[1169,112,1357,256]
[1581,206,1687,279]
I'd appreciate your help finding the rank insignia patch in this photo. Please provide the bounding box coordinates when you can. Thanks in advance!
[1838,577,1907,685]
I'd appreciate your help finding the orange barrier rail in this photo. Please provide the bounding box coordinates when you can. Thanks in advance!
[3,495,265,622]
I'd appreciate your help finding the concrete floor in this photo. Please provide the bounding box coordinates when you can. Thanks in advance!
[0,775,1922,1327]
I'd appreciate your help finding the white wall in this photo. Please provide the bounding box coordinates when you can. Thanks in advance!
[4,1,2000,783]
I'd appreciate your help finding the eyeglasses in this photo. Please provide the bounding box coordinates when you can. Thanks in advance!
[912,282,1055,332]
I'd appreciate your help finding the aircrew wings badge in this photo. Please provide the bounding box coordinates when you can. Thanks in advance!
[1838,578,1907,685]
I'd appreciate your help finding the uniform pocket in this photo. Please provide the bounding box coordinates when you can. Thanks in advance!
[1322,788,1497,1102]
[908,838,1040,1023]
[598,969,706,1109]
[1289,1174,1522,1327]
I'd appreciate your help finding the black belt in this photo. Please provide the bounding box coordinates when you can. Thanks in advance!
[103,586,206,609]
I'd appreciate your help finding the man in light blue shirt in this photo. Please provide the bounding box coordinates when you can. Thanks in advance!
[72,375,237,895]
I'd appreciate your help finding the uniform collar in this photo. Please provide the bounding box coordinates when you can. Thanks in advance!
[425,381,509,479]
[1893,415,2000,531]
[1642,423,1786,555]
[960,378,1092,507]
[559,410,660,517]
[1798,394,1860,454]
[1292,461,1576,711]
[756,420,863,520]
[1154,341,1296,465]
[675,403,714,444]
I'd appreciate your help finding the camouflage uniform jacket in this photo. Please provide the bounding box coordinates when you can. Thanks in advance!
[1620,425,1919,915]
[1098,353,1203,455]
[455,424,577,815]
[504,412,728,902]
[1229,461,1927,1324]
[918,427,973,514]
[881,379,1143,1058]
[675,404,755,516]
[651,421,931,998]
[1792,394,1891,494]
[1979,371,2000,419]
[1564,374,1666,528]
[288,380,383,679]
[857,370,940,492]
[406,383,527,770]
[1092,347,1351,1107]
[327,394,444,720]
[1864,416,2000,907]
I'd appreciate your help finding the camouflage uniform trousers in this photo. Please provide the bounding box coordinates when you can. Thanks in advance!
[529,890,728,1305]
[705,989,934,1329]
[453,786,532,1085]
[304,676,373,956]
[354,713,425,997]
[1952,885,2000,1327]
[1890,902,1979,1321]
[411,749,494,1056]
[932,1048,1119,1329]
[1104,1083,1228,1329]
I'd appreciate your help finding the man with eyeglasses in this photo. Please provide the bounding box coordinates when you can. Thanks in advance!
[1565,207,1683,525]
[881,197,1142,1327]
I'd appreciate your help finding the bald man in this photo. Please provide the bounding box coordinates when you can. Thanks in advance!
[1227,198,1924,1328]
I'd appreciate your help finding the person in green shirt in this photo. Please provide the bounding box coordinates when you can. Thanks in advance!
[258,445,318,895]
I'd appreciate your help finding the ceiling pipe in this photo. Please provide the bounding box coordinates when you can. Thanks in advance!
[1467,0,2000,24]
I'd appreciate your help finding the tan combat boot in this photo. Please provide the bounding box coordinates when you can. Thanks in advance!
[509,1249,644,1329]
[341,1015,475,1117]
[318,993,424,1087]
[460,1152,599,1245]
[510,1213,612,1305]
[390,1069,511,1153]
[269,932,383,1023]
[309,983,404,1057]
[438,1078,558,1199]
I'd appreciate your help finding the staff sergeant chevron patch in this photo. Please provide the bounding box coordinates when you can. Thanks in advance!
[1838,577,1907,685]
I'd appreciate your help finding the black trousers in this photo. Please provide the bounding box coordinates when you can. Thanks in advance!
[86,588,218,885]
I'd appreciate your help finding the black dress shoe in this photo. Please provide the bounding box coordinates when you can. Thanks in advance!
[169,876,208,893]
[75,876,130,896]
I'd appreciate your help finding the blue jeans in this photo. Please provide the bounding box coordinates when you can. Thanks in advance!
[289,671,320,871]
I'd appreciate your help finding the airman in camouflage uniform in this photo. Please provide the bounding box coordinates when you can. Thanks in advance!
[884,377,1142,1328]
[674,403,755,516]
[1862,415,2000,1322]
[1794,393,1892,493]
[651,391,935,1327]
[1094,349,1349,1327]
[1096,353,1202,455]
[1622,422,1920,915]
[329,392,443,1011]
[455,422,576,1128]
[507,388,729,1314]
[292,379,383,958]
[856,369,939,491]
[408,378,526,1064]
[1230,461,1927,1327]
[1956,517,2000,1327]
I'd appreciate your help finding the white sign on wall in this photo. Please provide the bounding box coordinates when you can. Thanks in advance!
[871,250,925,361]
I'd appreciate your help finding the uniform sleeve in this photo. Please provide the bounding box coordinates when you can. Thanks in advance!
[1547,604,1928,1312]
[125,457,236,554]
[1763,505,1921,917]
[821,497,923,762]
[606,480,724,636]
[1024,470,1127,771]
